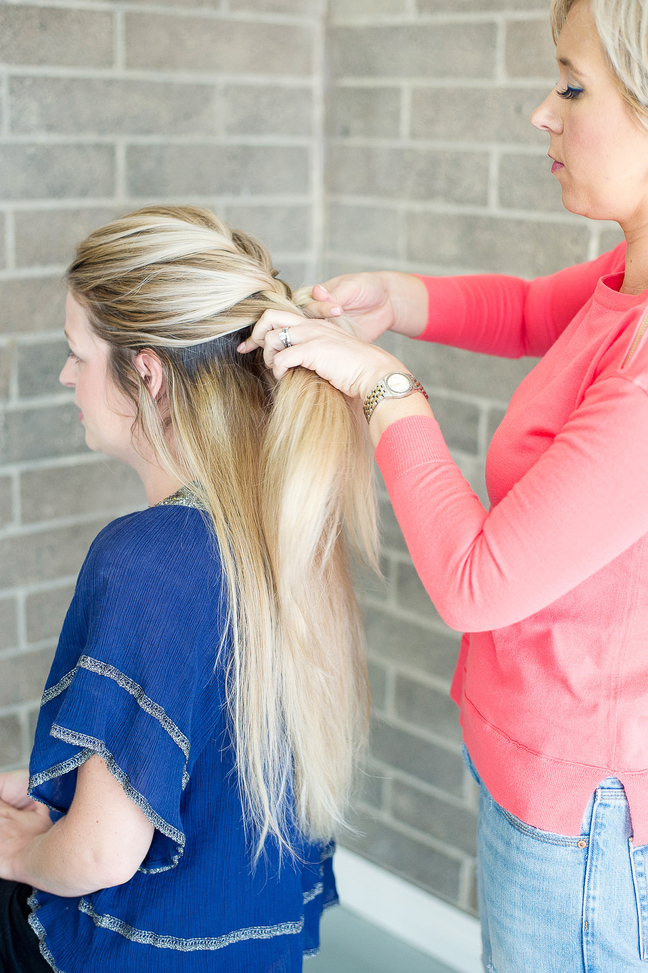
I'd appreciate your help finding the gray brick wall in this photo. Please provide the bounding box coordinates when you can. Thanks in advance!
[0,0,325,776]
[0,0,626,921]
[327,1,623,915]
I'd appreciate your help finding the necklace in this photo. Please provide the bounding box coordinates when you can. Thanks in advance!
[153,485,208,512]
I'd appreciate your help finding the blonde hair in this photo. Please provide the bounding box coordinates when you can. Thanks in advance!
[550,0,648,121]
[67,205,378,856]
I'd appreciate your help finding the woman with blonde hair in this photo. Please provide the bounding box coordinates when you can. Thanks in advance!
[240,0,648,969]
[0,205,377,972]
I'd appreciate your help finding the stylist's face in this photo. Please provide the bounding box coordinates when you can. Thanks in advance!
[531,0,648,227]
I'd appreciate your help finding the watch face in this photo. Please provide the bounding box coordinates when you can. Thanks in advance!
[386,372,412,394]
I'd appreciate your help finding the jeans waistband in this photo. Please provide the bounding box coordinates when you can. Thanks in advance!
[596,777,624,791]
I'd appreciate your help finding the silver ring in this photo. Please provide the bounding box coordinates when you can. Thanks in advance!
[279,327,292,349]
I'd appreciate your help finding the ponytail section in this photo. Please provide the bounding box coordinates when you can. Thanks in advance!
[67,205,378,856]
[258,344,376,843]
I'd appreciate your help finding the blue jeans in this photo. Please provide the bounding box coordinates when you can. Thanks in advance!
[464,748,648,972]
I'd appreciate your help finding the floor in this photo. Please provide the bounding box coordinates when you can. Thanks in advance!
[307,906,460,973]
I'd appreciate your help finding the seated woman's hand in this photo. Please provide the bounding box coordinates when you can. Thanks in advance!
[238,309,405,401]
[0,769,35,809]
[0,796,53,883]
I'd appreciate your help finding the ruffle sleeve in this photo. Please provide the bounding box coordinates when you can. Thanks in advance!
[28,507,227,874]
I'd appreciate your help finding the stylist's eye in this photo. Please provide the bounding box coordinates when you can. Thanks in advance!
[67,351,81,363]
[556,85,584,100]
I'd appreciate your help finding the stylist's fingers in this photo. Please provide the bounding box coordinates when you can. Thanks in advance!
[309,284,343,319]
[259,321,305,372]
[237,308,306,354]
[258,318,390,397]
[255,318,332,381]
[267,346,306,382]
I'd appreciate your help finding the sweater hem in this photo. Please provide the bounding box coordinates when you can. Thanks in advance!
[460,695,648,845]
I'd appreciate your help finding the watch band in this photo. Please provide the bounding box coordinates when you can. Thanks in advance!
[363,372,428,424]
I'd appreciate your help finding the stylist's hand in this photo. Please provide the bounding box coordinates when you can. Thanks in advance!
[308,272,428,342]
[238,310,404,400]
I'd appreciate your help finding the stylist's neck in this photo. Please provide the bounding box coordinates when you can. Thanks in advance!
[620,217,648,295]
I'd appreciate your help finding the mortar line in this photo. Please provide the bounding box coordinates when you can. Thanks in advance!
[4,210,15,272]
[333,76,555,89]
[2,0,316,26]
[10,469,20,529]
[326,201,586,223]
[359,806,469,864]
[477,403,491,460]
[14,588,27,651]
[378,765,478,813]
[373,713,463,756]
[587,222,602,261]
[0,506,137,541]
[383,666,397,719]
[114,6,126,71]
[0,576,80,601]
[458,857,476,913]
[0,194,313,213]
[7,336,18,403]
[494,13,507,83]
[115,140,127,201]
[488,148,500,211]
[4,65,317,86]
[0,69,9,139]
[310,0,327,282]
[0,133,314,146]
[397,81,410,143]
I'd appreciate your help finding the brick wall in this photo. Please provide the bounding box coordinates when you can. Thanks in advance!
[0,0,324,768]
[0,0,625,921]
[327,0,623,915]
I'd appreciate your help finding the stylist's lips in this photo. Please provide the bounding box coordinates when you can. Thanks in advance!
[550,156,565,173]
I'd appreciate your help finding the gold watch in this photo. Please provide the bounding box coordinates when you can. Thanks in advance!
[363,372,428,423]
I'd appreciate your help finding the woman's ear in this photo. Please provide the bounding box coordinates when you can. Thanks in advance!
[134,350,165,401]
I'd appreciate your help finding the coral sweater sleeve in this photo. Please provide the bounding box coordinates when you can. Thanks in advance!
[376,245,648,633]
[415,244,625,357]
[376,383,648,633]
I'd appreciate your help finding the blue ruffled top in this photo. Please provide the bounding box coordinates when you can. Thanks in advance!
[27,498,337,973]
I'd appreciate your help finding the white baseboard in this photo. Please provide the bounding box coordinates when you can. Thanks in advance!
[333,847,482,973]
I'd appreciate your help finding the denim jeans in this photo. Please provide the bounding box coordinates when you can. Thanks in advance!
[463,747,648,972]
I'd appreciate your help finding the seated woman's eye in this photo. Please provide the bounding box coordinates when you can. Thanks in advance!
[67,351,81,363]
[557,85,584,100]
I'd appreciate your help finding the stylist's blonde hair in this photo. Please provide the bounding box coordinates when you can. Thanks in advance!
[550,0,648,121]
[67,205,378,856]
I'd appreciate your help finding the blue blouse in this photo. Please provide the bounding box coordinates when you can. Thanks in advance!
[27,496,337,972]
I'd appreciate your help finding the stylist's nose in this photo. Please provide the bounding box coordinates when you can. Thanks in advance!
[531,92,563,134]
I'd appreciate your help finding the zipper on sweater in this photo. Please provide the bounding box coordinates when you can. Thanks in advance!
[622,311,648,368]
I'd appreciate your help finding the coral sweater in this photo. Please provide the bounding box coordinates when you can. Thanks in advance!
[375,242,648,843]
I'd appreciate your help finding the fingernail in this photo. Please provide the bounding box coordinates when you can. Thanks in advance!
[236,343,244,352]
[329,306,342,317]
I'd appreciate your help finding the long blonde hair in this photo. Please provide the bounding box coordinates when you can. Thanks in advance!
[67,205,378,855]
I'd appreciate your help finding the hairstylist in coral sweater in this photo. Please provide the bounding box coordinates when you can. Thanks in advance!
[241,1,648,968]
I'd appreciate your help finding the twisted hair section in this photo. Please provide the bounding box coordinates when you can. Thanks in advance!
[550,0,648,124]
[66,206,378,856]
